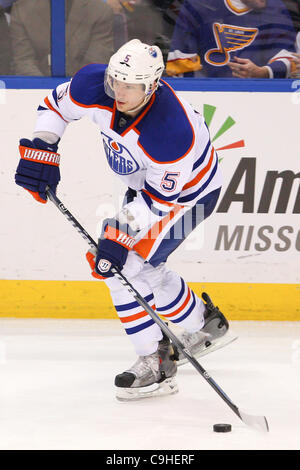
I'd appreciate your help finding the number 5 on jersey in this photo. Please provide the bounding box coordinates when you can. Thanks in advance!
[161,171,180,192]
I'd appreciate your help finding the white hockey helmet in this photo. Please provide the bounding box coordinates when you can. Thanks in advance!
[104,39,165,99]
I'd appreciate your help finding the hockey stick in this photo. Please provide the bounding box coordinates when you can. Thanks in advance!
[46,187,269,433]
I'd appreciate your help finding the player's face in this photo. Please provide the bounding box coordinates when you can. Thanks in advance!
[113,80,146,113]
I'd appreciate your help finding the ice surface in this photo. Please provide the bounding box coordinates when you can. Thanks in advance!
[0,319,299,450]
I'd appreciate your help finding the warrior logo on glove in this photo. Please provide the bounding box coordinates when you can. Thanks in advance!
[98,259,112,273]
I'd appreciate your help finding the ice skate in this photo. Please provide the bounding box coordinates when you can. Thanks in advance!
[115,334,178,401]
[174,292,237,366]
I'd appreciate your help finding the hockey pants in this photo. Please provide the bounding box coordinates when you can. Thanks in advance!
[104,187,221,356]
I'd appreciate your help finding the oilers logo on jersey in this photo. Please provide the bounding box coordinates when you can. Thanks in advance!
[101,132,140,175]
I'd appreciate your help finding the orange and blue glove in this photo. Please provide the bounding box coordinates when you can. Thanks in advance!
[15,138,60,203]
[86,219,136,279]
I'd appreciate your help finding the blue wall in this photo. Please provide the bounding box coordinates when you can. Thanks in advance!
[0,75,297,92]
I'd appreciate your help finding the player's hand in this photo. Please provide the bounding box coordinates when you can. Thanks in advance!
[96,237,130,278]
[228,56,269,78]
[86,247,107,279]
[86,220,135,278]
[86,240,129,279]
[290,53,300,78]
[15,138,60,203]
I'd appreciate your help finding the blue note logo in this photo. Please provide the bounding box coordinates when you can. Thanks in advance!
[101,132,140,175]
[205,23,258,66]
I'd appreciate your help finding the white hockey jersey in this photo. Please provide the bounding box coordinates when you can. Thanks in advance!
[35,64,222,231]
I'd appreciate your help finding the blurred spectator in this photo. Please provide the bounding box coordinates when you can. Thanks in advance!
[0,0,16,8]
[105,1,169,57]
[106,0,128,50]
[123,1,164,45]
[0,4,11,74]
[166,0,297,78]
[10,0,114,76]
[116,0,183,63]
[103,1,183,61]
[150,0,184,63]
[283,0,300,32]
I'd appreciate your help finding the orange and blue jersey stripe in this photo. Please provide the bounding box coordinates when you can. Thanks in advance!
[178,148,219,203]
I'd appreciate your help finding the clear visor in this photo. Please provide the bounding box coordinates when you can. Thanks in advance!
[104,69,147,100]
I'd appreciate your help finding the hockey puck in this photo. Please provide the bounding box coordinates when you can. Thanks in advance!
[213,423,232,433]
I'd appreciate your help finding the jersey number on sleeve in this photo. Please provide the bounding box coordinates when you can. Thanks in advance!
[160,171,180,192]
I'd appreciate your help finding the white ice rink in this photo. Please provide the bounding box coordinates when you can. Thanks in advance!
[0,319,299,450]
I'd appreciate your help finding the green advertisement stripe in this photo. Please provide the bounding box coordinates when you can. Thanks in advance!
[203,104,216,127]
[212,116,236,142]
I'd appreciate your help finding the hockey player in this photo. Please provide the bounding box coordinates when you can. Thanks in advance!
[15,39,231,401]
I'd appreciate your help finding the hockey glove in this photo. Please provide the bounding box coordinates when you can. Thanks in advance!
[15,138,60,203]
[85,248,107,280]
[86,220,136,278]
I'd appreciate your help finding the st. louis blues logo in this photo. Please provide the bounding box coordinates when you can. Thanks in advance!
[205,23,258,66]
[101,132,140,175]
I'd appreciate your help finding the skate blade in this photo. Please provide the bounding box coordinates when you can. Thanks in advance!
[177,332,238,366]
[115,377,179,402]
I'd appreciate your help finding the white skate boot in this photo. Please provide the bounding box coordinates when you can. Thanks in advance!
[115,333,178,401]
[174,292,237,366]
